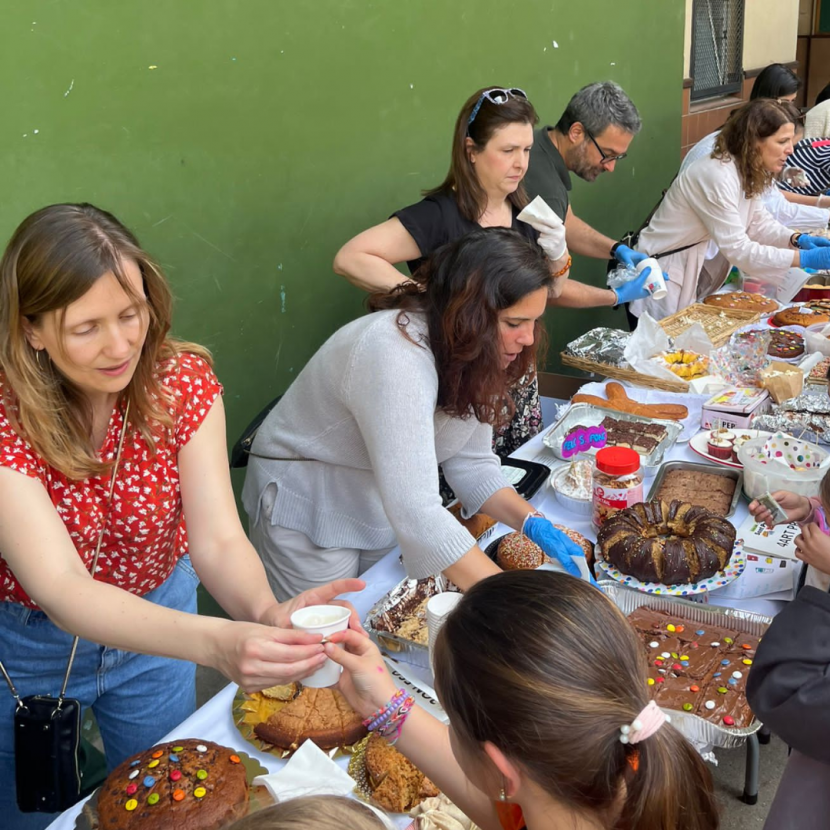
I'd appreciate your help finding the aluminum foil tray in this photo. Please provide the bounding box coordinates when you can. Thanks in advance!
[363,575,458,669]
[542,402,682,471]
[646,460,743,518]
[600,580,771,750]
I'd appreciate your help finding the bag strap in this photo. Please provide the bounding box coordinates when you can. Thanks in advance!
[0,400,131,712]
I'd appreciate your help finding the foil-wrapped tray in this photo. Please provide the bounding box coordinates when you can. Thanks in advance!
[364,575,458,668]
[753,388,830,444]
[646,460,743,518]
[600,580,770,750]
[564,327,631,367]
[542,402,682,470]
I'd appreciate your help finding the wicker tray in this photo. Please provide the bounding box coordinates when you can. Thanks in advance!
[559,354,688,392]
[660,303,762,347]
[561,304,762,391]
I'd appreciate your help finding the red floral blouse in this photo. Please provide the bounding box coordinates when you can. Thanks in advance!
[0,353,223,608]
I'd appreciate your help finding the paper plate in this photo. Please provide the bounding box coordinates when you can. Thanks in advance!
[689,429,772,469]
[594,539,745,596]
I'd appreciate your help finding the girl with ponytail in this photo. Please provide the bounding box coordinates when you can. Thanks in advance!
[328,571,719,830]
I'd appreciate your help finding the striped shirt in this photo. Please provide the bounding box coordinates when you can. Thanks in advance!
[780,138,830,196]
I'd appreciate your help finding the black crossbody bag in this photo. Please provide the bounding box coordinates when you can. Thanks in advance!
[0,404,129,812]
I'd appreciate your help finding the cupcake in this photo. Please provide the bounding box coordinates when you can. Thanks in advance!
[710,428,735,443]
[707,438,733,460]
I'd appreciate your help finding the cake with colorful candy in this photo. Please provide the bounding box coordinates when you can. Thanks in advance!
[96,739,248,830]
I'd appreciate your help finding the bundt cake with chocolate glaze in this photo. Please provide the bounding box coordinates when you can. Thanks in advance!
[597,500,735,585]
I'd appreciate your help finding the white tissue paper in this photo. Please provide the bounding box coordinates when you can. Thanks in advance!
[622,313,715,384]
[517,196,567,260]
[252,740,398,829]
[804,323,830,358]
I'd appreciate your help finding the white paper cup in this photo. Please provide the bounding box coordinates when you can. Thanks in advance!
[426,592,463,672]
[290,604,351,688]
[637,257,667,300]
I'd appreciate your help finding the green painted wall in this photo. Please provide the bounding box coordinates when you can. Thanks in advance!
[1,0,685,472]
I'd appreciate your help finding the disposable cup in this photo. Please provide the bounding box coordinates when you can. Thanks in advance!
[290,604,351,688]
[426,592,463,672]
[637,257,667,300]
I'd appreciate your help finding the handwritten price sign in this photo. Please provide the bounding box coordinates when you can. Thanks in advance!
[562,425,607,459]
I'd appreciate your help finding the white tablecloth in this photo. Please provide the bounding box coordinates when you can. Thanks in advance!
[47,423,785,829]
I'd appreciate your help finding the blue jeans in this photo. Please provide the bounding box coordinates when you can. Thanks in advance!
[0,555,199,830]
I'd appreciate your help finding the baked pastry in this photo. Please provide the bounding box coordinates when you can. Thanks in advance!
[628,606,760,728]
[253,687,367,751]
[597,500,735,584]
[707,438,733,460]
[497,532,546,569]
[703,291,778,313]
[447,503,497,539]
[768,329,805,358]
[660,350,709,380]
[572,382,688,421]
[259,682,299,701]
[96,739,248,830]
[773,304,830,328]
[654,470,736,516]
[364,733,439,812]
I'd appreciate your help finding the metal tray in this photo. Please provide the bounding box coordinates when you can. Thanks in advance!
[600,580,771,750]
[542,403,682,471]
[646,460,743,518]
[363,575,457,669]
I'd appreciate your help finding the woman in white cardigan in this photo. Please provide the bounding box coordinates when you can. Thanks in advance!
[631,100,830,322]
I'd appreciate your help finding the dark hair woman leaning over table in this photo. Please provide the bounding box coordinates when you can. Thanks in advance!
[244,229,588,600]
[333,86,570,458]
[327,571,720,830]
[0,204,364,830]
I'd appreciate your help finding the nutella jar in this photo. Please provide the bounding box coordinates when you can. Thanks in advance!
[592,447,643,529]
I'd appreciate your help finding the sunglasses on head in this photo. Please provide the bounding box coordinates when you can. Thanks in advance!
[583,125,628,165]
[467,87,528,134]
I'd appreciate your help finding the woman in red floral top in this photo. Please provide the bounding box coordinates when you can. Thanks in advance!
[0,204,362,830]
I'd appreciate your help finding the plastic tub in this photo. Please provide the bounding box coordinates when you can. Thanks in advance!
[550,466,593,518]
[737,435,830,500]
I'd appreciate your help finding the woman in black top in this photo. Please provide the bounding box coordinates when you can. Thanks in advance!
[334,87,571,456]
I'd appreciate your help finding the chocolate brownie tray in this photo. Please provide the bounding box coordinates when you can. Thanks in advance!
[543,403,682,471]
[600,580,771,750]
[646,461,743,518]
[364,575,459,669]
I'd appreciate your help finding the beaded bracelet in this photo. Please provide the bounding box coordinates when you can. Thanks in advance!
[552,255,572,278]
[376,695,415,745]
[362,688,407,731]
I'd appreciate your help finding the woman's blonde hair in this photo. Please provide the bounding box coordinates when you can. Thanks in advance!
[227,795,386,830]
[434,572,720,830]
[712,99,800,198]
[0,203,210,479]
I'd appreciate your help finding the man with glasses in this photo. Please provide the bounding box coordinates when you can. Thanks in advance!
[524,81,651,308]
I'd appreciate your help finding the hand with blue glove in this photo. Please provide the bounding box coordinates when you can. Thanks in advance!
[611,266,670,306]
[522,515,597,585]
[800,246,830,270]
[797,234,830,250]
[613,244,648,269]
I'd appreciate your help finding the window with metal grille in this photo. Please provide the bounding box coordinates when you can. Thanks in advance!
[690,0,745,101]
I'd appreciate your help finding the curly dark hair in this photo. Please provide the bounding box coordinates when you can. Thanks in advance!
[713,99,800,198]
[368,227,552,426]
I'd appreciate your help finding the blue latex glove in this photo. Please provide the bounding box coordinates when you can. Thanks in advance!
[798,234,830,250]
[613,244,648,268]
[612,266,671,306]
[522,516,597,585]
[800,247,830,270]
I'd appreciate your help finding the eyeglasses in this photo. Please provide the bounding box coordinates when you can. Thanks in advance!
[583,126,628,165]
[467,88,528,134]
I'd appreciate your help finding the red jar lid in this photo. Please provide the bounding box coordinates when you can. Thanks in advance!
[595,446,640,476]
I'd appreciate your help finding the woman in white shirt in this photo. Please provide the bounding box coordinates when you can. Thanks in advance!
[631,100,830,321]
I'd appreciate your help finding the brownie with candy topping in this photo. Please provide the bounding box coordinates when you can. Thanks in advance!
[628,606,759,728]
[95,739,248,830]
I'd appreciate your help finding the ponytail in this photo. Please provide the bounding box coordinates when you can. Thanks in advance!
[617,723,719,830]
